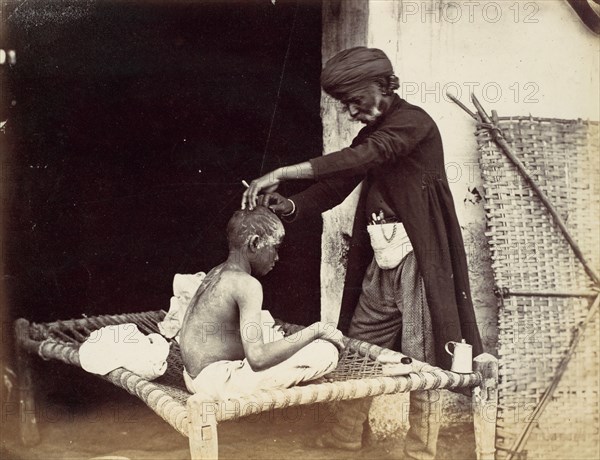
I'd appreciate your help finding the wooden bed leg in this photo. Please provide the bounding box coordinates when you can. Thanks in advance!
[187,393,219,460]
[13,318,40,446]
[473,353,498,460]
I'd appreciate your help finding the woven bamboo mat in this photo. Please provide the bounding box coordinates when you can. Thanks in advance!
[477,117,599,459]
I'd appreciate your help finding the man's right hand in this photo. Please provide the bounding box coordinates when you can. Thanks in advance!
[258,192,294,215]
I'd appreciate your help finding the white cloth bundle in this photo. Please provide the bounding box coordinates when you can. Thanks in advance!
[158,272,206,340]
[79,323,170,380]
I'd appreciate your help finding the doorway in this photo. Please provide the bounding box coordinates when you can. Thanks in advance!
[2,0,324,325]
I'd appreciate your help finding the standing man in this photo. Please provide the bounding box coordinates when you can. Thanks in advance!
[242,47,482,459]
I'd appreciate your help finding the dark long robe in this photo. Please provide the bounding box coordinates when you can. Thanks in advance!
[289,95,483,370]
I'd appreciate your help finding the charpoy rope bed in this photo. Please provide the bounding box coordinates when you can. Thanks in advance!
[474,112,599,459]
[14,310,498,459]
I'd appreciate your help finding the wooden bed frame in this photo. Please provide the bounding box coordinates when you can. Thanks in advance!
[14,310,498,459]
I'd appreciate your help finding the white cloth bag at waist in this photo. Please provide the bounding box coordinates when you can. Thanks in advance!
[367,221,413,270]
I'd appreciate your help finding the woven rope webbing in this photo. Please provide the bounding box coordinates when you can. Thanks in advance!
[18,310,481,434]
[477,117,599,459]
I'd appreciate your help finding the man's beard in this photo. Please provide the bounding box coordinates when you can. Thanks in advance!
[360,105,383,124]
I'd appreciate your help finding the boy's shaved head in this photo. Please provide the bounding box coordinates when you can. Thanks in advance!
[227,206,285,250]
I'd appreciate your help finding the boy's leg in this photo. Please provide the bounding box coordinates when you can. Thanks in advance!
[250,339,339,389]
[184,341,338,401]
[231,340,340,398]
[184,361,246,400]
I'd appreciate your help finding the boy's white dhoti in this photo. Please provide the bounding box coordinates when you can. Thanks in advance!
[183,339,339,400]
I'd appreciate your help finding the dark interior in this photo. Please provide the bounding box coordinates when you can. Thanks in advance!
[2,0,324,333]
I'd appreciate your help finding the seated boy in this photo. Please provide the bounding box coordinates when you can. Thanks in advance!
[179,206,343,400]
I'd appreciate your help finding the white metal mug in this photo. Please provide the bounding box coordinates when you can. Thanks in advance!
[445,339,473,374]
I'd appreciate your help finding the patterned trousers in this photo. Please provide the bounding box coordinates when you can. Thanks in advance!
[330,253,442,460]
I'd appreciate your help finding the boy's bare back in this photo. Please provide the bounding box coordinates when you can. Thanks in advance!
[179,263,261,378]
[179,206,344,384]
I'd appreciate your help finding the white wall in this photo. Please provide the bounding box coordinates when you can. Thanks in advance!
[369,0,599,120]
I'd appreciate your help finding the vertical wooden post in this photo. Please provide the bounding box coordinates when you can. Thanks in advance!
[473,353,499,460]
[187,393,219,460]
[13,318,41,446]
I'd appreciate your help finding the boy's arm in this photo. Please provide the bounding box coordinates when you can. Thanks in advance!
[235,276,343,372]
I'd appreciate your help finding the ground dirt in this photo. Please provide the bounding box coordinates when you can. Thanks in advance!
[1,383,477,460]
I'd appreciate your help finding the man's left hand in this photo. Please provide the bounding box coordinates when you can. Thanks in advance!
[258,192,293,215]
[242,169,281,210]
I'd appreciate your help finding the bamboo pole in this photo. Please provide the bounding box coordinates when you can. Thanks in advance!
[446,93,477,120]
[469,93,600,286]
[448,91,600,287]
[494,287,597,299]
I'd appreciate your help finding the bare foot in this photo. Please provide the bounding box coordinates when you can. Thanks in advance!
[314,432,362,451]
